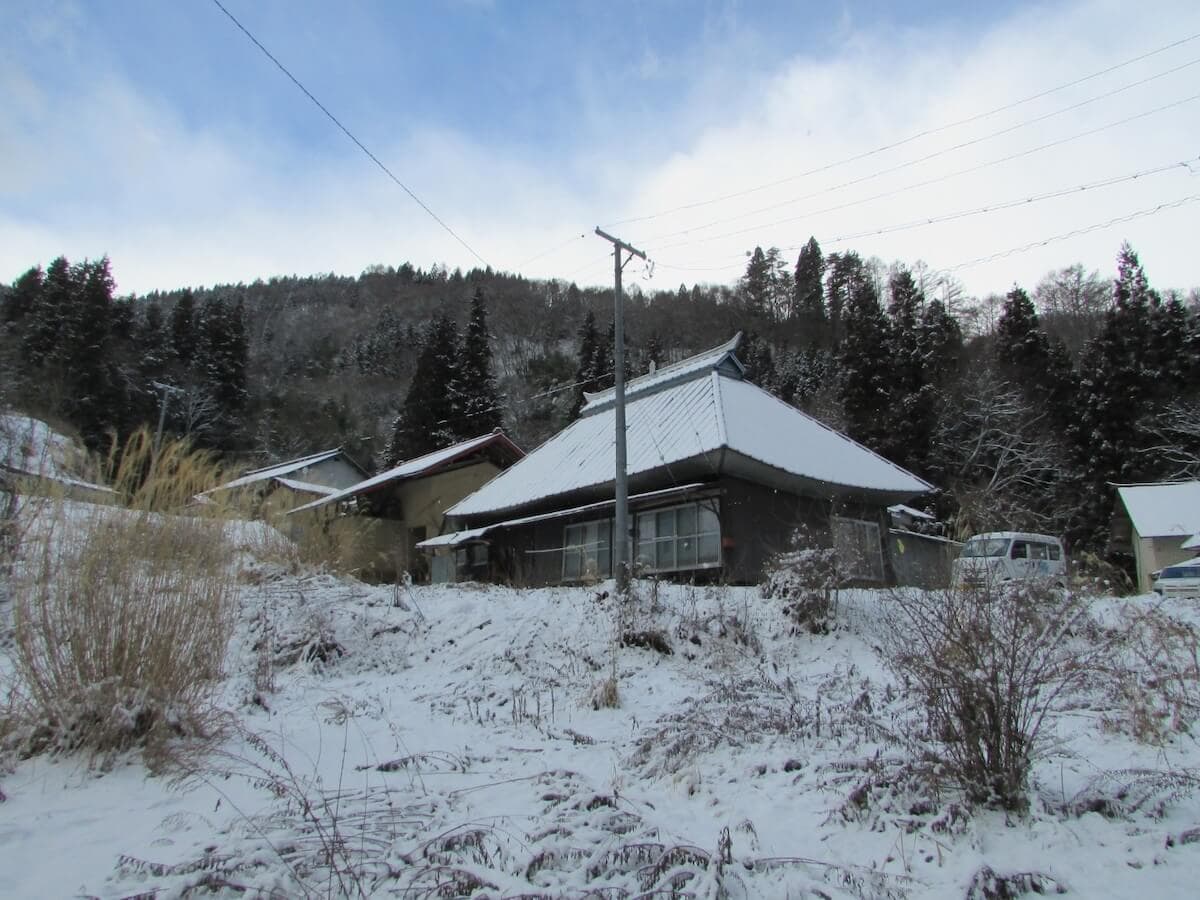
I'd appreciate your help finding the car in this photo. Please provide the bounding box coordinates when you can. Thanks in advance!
[952,531,1068,589]
[1152,557,1200,598]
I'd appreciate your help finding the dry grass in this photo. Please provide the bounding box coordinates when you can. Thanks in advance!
[5,428,237,769]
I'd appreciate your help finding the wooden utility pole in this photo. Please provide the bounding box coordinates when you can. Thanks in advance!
[594,227,646,595]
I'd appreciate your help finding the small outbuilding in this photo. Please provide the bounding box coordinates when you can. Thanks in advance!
[1111,480,1200,592]
[422,335,933,587]
[203,447,369,517]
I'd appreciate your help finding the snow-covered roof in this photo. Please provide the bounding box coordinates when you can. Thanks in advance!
[1184,533,1200,551]
[273,477,342,496]
[581,333,744,414]
[449,339,932,519]
[888,503,935,520]
[211,448,347,493]
[291,431,524,515]
[1116,481,1200,538]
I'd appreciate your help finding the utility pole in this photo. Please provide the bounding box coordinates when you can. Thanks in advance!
[594,227,646,596]
[150,381,181,455]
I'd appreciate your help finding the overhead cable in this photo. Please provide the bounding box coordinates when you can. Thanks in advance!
[209,0,491,268]
[602,30,1200,228]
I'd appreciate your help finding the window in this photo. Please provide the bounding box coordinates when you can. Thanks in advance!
[635,501,721,574]
[832,517,884,581]
[563,519,611,580]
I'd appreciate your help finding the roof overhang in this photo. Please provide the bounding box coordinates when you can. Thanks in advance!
[418,482,713,549]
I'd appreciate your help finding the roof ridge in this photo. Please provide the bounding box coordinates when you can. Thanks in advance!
[580,332,743,414]
[711,370,728,447]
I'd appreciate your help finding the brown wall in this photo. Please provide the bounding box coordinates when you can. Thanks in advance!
[472,476,884,588]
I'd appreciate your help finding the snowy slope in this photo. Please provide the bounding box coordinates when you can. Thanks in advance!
[3,538,1200,897]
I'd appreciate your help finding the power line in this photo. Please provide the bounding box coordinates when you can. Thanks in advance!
[209,0,491,269]
[940,194,1200,273]
[638,67,1200,249]
[602,30,1200,228]
[819,157,1199,245]
[643,93,1200,255]
[649,165,1200,278]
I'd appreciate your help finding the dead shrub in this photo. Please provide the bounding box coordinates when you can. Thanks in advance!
[883,581,1097,811]
[1102,604,1200,744]
[5,429,236,769]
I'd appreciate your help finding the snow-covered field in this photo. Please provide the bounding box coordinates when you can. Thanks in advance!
[3,522,1200,898]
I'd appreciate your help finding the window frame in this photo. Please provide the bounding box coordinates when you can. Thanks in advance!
[562,517,613,581]
[634,499,721,575]
[831,515,885,582]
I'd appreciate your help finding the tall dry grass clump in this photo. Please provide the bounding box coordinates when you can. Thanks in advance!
[6,428,237,769]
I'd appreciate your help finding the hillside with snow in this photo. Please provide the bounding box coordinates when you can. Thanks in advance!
[3,514,1200,898]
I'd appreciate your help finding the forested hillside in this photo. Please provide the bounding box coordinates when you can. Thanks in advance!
[2,240,1198,557]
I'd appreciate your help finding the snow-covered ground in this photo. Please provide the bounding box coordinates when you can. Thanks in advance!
[3,521,1200,898]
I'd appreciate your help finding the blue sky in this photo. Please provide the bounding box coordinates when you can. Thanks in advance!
[2,0,1198,299]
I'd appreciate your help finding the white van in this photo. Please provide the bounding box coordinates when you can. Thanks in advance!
[1152,557,1200,599]
[952,531,1068,589]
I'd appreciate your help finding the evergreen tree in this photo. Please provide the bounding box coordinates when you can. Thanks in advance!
[644,332,665,371]
[67,258,118,447]
[568,310,601,420]
[459,288,503,435]
[194,295,249,451]
[824,251,868,348]
[3,265,43,325]
[1070,244,1161,547]
[882,268,933,472]
[386,313,463,464]
[22,255,74,367]
[839,274,892,452]
[792,237,827,345]
[170,289,197,366]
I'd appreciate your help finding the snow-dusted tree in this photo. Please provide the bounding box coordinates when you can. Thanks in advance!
[1034,263,1108,355]
[838,270,892,453]
[169,289,197,367]
[934,369,1065,537]
[792,237,827,344]
[824,251,869,348]
[1070,243,1166,547]
[568,310,601,421]
[386,313,463,465]
[459,288,504,435]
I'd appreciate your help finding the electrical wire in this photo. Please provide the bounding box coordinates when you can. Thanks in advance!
[643,92,1200,256]
[602,30,1200,228]
[639,76,1200,250]
[209,0,491,269]
[940,193,1200,273]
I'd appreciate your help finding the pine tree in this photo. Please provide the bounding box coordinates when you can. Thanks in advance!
[22,255,74,367]
[882,268,933,472]
[459,288,503,435]
[194,295,249,451]
[170,289,197,366]
[67,258,118,447]
[386,313,463,464]
[3,265,43,325]
[824,251,867,348]
[568,310,600,420]
[792,237,827,345]
[1070,243,1161,547]
[839,273,892,453]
